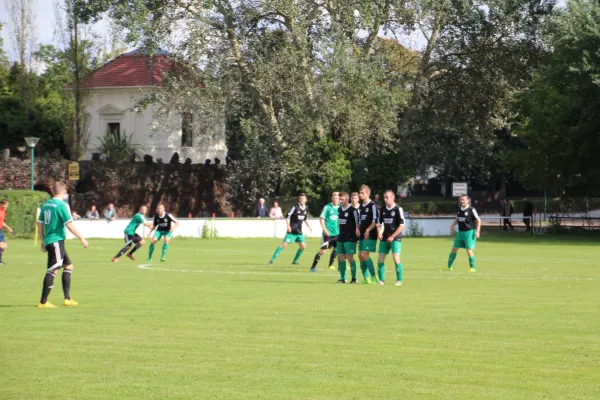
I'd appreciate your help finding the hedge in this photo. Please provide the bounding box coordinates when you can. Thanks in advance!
[0,190,51,238]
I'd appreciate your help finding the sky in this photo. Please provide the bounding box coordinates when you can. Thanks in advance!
[1,0,568,64]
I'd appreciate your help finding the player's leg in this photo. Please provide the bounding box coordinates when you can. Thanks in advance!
[466,249,476,271]
[60,246,78,306]
[0,231,6,264]
[127,235,144,260]
[269,234,291,265]
[361,240,377,283]
[147,232,161,261]
[310,236,329,271]
[377,242,389,284]
[346,251,358,283]
[39,243,61,308]
[113,234,133,262]
[358,242,371,281]
[161,233,172,261]
[466,230,477,271]
[447,232,464,270]
[292,237,306,265]
[328,237,338,269]
[336,242,347,282]
[391,242,403,286]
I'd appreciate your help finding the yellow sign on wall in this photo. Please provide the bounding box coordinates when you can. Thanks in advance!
[68,163,80,181]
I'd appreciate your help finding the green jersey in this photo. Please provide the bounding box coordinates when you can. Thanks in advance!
[320,203,340,236]
[38,198,73,246]
[124,213,146,235]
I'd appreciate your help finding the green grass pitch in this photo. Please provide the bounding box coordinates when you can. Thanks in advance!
[0,234,599,399]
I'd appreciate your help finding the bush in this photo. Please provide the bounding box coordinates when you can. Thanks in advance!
[0,190,51,238]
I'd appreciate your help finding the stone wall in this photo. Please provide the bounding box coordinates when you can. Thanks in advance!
[0,157,231,217]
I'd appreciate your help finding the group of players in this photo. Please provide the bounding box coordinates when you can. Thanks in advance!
[0,179,481,307]
[268,186,406,285]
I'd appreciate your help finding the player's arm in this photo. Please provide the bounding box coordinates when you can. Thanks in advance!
[353,209,361,238]
[304,218,312,233]
[65,221,88,248]
[285,206,296,233]
[364,204,377,239]
[148,217,158,236]
[2,222,13,233]
[169,214,179,232]
[450,217,458,234]
[473,209,481,238]
[319,206,329,236]
[376,211,384,241]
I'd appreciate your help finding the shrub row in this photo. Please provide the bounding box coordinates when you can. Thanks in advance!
[0,190,51,238]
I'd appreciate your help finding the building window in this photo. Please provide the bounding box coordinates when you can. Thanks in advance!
[181,112,193,147]
[107,122,120,138]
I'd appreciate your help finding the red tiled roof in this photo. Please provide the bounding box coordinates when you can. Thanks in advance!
[66,50,174,89]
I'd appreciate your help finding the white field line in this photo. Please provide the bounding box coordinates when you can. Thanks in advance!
[136,264,598,281]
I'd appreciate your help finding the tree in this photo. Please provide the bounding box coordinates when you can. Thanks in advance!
[508,0,600,196]
[5,0,36,72]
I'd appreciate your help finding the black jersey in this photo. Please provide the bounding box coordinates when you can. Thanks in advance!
[287,203,308,234]
[338,205,360,242]
[359,200,379,240]
[378,205,405,242]
[456,206,480,231]
[153,212,178,232]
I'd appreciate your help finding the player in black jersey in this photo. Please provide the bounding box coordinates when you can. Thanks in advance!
[269,193,313,265]
[335,192,360,283]
[447,194,481,272]
[358,185,379,284]
[147,203,179,262]
[376,191,405,286]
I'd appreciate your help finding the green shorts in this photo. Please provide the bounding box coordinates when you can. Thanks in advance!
[453,230,476,249]
[283,233,305,244]
[336,241,357,255]
[378,241,402,254]
[359,239,377,252]
[153,231,173,240]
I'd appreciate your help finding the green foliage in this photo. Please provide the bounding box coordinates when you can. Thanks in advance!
[96,131,139,161]
[0,190,51,238]
[201,220,218,239]
[406,217,424,237]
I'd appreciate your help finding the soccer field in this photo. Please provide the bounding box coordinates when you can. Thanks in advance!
[0,234,599,400]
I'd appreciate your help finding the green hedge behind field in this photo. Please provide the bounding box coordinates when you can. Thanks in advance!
[0,190,51,238]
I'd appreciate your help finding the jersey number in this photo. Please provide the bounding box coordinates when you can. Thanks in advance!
[44,210,52,224]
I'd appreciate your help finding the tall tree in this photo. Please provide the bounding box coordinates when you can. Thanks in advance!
[5,0,36,72]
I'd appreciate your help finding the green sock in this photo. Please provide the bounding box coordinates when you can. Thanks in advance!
[360,261,370,278]
[396,262,403,281]
[161,244,169,259]
[148,244,155,258]
[338,260,347,281]
[469,256,476,269]
[448,252,457,268]
[292,249,303,264]
[366,258,376,278]
[350,261,357,280]
[377,262,385,282]
[271,247,283,262]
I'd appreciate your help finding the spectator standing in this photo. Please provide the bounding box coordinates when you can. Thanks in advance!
[85,206,99,220]
[255,198,269,218]
[269,201,283,219]
[523,200,534,232]
[501,199,514,230]
[104,203,117,221]
[373,194,383,213]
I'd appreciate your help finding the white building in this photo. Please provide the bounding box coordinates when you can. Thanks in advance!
[69,49,227,163]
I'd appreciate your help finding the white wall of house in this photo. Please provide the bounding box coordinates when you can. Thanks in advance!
[81,87,227,163]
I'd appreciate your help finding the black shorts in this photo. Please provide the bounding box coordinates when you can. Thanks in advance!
[124,233,143,244]
[320,235,339,249]
[45,240,72,271]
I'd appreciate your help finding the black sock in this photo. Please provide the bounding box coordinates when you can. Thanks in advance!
[62,270,72,300]
[311,253,321,269]
[329,250,337,267]
[40,272,55,304]
[114,244,132,259]
[129,242,142,255]
[0,249,3,262]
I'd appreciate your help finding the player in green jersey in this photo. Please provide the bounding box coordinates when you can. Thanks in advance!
[37,181,88,308]
[310,192,340,272]
[112,205,153,262]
